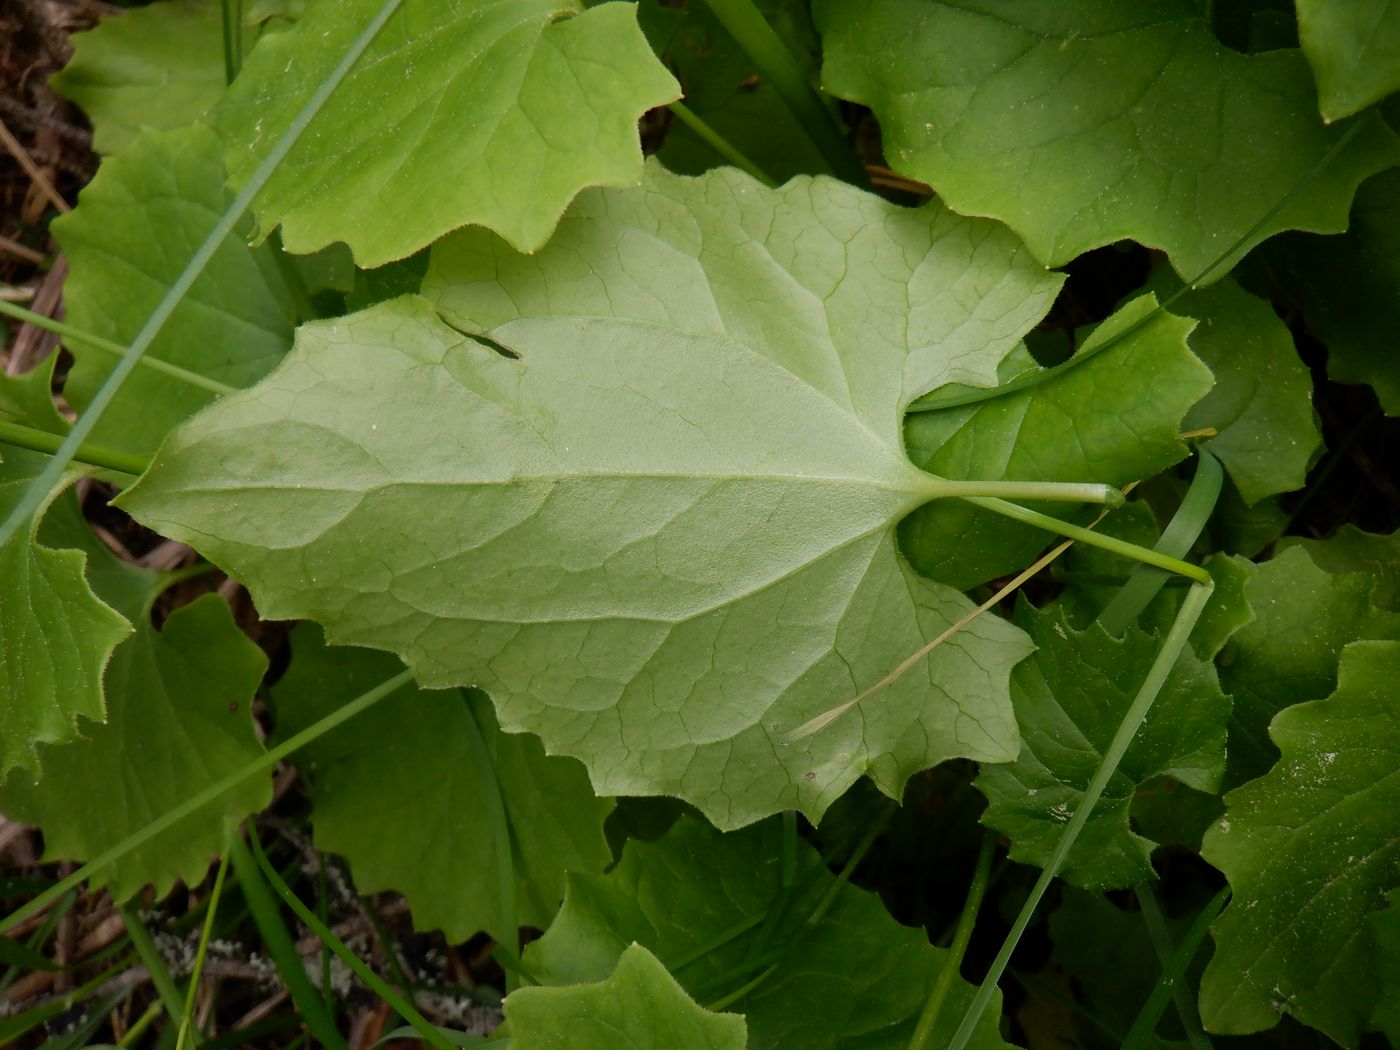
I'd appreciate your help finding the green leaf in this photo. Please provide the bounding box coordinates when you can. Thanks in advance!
[216,0,681,266]
[638,0,826,182]
[269,625,613,944]
[1200,640,1400,1045]
[813,0,1400,278]
[1248,167,1400,413]
[506,943,747,1050]
[0,591,269,900]
[0,452,130,777]
[52,122,303,455]
[1279,525,1400,611]
[1373,889,1400,1043]
[1168,278,1322,505]
[901,296,1210,589]
[50,0,254,154]
[1219,542,1400,789]
[975,604,1229,890]
[523,815,1011,1049]
[1297,0,1400,122]
[0,358,67,436]
[121,166,1058,828]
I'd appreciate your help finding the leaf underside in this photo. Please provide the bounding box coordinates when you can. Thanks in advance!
[122,165,1072,829]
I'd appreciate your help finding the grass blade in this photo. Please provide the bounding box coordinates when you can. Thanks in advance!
[176,851,230,1050]
[229,830,345,1050]
[947,579,1215,1050]
[247,828,459,1050]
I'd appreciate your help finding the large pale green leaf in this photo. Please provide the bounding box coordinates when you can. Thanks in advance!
[1219,542,1400,789]
[638,0,827,182]
[813,0,1400,278]
[1170,278,1321,505]
[506,943,747,1050]
[53,122,303,455]
[0,593,269,900]
[51,0,258,155]
[1200,640,1400,1045]
[1248,167,1400,414]
[901,296,1209,589]
[523,816,1011,1050]
[1297,0,1400,122]
[216,0,681,266]
[0,454,130,776]
[121,166,1066,828]
[975,604,1229,889]
[270,626,613,944]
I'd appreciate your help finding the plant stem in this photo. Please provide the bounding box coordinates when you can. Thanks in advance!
[0,419,146,477]
[118,903,188,1030]
[176,852,230,1050]
[220,0,243,85]
[947,580,1214,1050]
[0,300,237,397]
[0,668,415,936]
[669,102,778,187]
[699,0,864,183]
[457,691,521,984]
[1097,449,1222,634]
[0,0,406,552]
[1131,879,1220,1050]
[907,830,996,1050]
[229,830,347,1050]
[928,478,1122,505]
[247,830,459,1050]
[1123,886,1229,1050]
[962,495,1211,582]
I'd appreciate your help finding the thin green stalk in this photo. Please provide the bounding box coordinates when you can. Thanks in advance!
[176,852,230,1050]
[667,912,767,974]
[117,903,187,1030]
[1097,450,1222,635]
[247,830,458,1050]
[947,580,1214,1050]
[0,300,237,397]
[0,419,146,477]
[1133,882,1215,1050]
[699,0,864,183]
[1,668,415,935]
[317,864,334,1018]
[1122,887,1230,1050]
[118,999,164,1046]
[220,0,243,85]
[906,830,996,1050]
[705,964,777,1012]
[928,478,1123,505]
[457,692,520,982]
[909,118,1367,414]
[742,811,801,964]
[961,495,1211,583]
[0,889,73,996]
[0,0,407,552]
[669,102,778,187]
[804,806,891,928]
[228,831,346,1050]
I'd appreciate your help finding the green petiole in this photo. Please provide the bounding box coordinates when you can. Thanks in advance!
[0,299,237,397]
